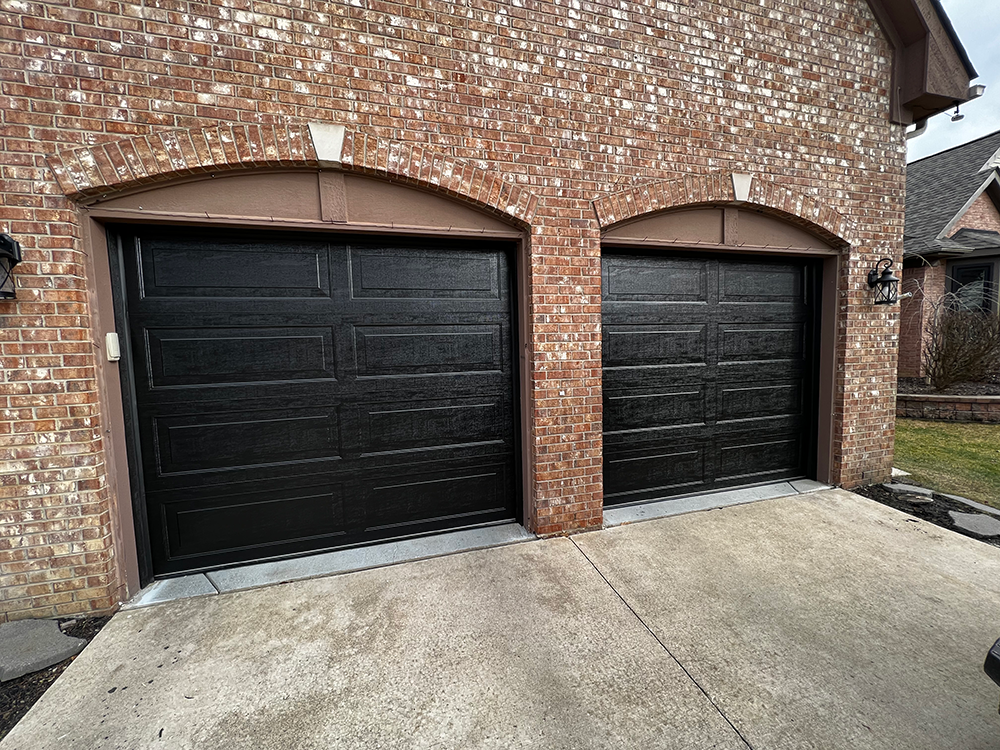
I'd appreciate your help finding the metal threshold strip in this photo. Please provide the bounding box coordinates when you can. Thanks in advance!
[123,523,535,610]
[602,479,832,528]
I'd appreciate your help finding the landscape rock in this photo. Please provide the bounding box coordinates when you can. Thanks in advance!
[941,494,1000,518]
[948,512,1000,538]
[884,483,934,497]
[0,619,87,682]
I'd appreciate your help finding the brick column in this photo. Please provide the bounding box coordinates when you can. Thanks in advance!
[833,251,904,488]
[526,200,603,535]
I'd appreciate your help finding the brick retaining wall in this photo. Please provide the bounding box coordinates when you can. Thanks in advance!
[896,394,1000,423]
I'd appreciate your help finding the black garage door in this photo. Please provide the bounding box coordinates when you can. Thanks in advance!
[601,251,819,505]
[113,226,518,576]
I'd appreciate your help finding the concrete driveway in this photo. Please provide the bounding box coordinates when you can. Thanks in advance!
[4,489,1000,749]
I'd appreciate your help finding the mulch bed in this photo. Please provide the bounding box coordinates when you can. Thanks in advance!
[897,377,1000,396]
[854,483,1000,548]
[0,616,111,741]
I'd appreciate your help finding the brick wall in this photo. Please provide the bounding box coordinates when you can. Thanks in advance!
[900,193,999,381]
[953,192,1000,235]
[0,0,905,620]
[899,262,946,378]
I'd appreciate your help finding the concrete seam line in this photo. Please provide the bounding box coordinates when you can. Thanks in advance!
[569,538,756,750]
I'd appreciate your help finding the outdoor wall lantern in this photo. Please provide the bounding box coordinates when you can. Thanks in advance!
[867,257,900,305]
[0,234,22,300]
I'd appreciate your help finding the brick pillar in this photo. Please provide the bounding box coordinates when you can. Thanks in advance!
[833,251,903,489]
[526,199,603,535]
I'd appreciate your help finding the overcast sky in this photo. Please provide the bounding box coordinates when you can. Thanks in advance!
[904,0,1000,163]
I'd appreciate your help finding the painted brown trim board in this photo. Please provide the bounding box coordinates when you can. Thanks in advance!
[83,218,142,599]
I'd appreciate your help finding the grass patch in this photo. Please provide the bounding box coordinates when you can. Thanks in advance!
[894,419,1000,509]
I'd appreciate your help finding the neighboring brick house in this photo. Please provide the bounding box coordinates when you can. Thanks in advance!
[0,0,976,621]
[900,130,1000,379]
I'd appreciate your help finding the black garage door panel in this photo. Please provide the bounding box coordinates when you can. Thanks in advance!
[117,228,517,575]
[146,326,337,386]
[602,252,817,505]
[166,483,347,559]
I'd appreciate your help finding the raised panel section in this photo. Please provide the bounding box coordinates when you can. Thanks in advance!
[604,326,706,368]
[362,399,503,454]
[139,240,329,298]
[605,388,705,433]
[719,263,802,303]
[355,325,501,377]
[169,486,345,558]
[719,382,801,422]
[155,409,339,474]
[366,469,505,530]
[603,257,707,302]
[718,438,800,481]
[146,327,334,387]
[350,247,500,299]
[719,324,803,363]
[605,449,705,498]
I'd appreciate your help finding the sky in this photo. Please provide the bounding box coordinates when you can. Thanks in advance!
[903,0,1000,163]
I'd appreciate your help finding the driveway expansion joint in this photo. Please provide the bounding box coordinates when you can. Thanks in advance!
[568,537,756,750]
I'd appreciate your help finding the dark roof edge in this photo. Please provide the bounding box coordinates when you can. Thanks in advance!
[929,0,978,79]
[903,247,974,261]
[908,129,1000,166]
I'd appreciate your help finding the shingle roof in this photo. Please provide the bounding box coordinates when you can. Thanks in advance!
[939,227,1000,251]
[905,130,1000,258]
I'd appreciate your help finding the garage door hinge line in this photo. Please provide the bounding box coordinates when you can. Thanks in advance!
[569,538,755,750]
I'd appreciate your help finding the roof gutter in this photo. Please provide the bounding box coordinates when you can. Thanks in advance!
[906,119,929,140]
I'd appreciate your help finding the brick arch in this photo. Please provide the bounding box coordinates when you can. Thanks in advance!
[593,172,857,249]
[45,124,539,228]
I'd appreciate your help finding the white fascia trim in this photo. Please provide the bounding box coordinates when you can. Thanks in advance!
[937,171,1000,239]
[979,145,1000,173]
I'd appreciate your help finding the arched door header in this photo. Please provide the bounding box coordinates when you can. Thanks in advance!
[602,206,839,254]
[46,124,539,229]
[593,172,856,250]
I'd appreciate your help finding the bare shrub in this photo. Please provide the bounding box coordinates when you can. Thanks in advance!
[923,281,1000,391]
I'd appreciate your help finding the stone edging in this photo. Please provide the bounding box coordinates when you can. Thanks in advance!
[896,393,1000,423]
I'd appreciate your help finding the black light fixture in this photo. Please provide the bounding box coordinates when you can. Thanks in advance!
[867,257,900,305]
[0,234,22,300]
